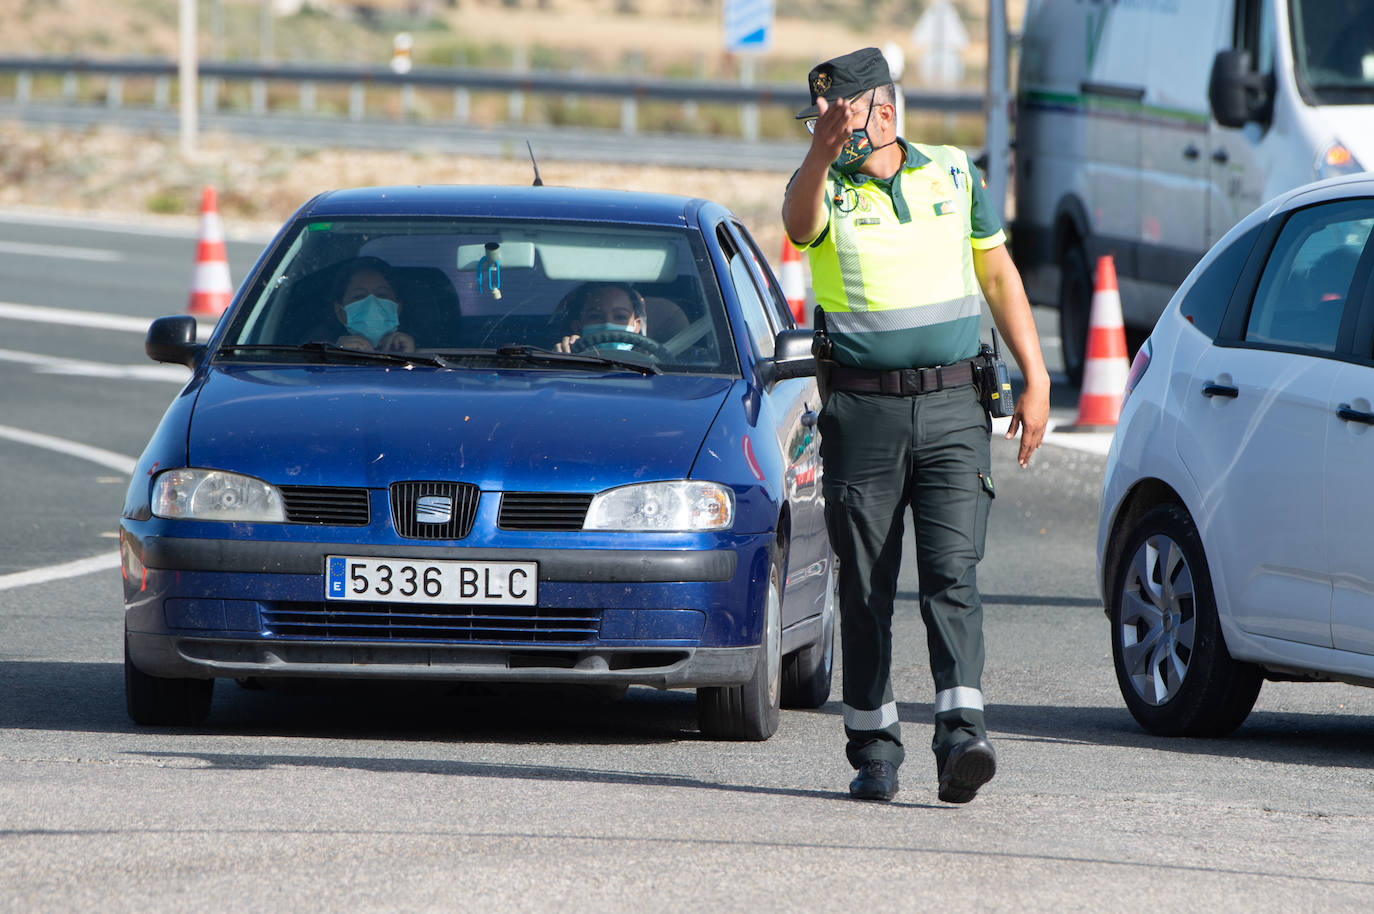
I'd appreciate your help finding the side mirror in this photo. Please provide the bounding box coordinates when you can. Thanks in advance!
[763,328,818,383]
[145,315,203,367]
[1209,50,1271,129]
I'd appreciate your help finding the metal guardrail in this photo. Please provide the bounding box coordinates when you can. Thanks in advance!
[0,55,984,141]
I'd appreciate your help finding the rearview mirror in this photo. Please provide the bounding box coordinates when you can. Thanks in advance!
[145,315,203,367]
[1209,50,1272,129]
[764,328,818,383]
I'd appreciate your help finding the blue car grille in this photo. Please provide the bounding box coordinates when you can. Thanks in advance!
[262,602,601,643]
[390,481,480,539]
[498,493,593,530]
[278,486,370,526]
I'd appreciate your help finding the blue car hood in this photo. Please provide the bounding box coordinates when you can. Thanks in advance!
[186,366,734,491]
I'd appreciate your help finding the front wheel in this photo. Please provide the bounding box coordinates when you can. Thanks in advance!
[1109,505,1262,736]
[125,638,213,726]
[698,553,783,740]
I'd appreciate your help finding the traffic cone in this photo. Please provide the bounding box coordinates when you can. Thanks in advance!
[1068,254,1130,428]
[187,185,232,318]
[779,239,807,325]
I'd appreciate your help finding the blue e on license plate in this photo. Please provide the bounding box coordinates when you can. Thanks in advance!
[326,556,537,605]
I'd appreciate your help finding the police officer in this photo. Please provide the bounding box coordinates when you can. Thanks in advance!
[781,48,1049,803]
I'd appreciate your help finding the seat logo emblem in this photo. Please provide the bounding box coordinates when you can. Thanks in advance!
[416,495,453,524]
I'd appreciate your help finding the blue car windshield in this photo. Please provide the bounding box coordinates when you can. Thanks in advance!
[219,217,739,375]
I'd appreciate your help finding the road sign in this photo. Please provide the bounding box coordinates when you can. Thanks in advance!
[724,0,773,53]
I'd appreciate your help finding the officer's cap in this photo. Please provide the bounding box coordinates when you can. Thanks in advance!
[795,47,893,120]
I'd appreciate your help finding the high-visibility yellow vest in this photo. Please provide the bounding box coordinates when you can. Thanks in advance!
[805,141,1006,370]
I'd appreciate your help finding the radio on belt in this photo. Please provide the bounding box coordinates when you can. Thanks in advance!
[975,329,1016,419]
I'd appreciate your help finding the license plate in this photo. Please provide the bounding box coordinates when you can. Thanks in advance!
[326,556,537,605]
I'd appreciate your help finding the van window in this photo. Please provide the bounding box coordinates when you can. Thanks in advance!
[1243,202,1374,352]
[1290,0,1374,102]
[1235,0,1276,80]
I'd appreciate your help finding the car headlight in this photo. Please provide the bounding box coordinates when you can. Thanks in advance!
[584,481,734,531]
[1315,141,1363,180]
[152,468,286,522]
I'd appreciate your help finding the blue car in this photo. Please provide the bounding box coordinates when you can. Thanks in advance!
[122,185,834,740]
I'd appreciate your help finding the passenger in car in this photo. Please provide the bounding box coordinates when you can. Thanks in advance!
[321,257,417,353]
[553,282,648,352]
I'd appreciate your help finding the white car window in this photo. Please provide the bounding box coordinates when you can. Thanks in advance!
[1244,203,1373,352]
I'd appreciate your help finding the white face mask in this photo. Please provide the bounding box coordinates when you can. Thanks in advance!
[342,295,400,344]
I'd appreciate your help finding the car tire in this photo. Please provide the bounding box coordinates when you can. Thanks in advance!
[1109,504,1262,737]
[781,558,836,709]
[697,551,783,740]
[1058,244,1092,389]
[125,638,213,726]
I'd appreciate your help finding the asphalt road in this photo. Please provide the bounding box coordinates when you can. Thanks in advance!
[2,212,1373,912]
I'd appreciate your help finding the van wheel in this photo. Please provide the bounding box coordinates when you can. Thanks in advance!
[698,552,783,740]
[781,558,835,709]
[1109,505,1262,736]
[1058,245,1091,388]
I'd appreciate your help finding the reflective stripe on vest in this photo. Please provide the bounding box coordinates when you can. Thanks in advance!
[809,143,986,370]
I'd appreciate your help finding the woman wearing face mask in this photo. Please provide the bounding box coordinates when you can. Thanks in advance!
[329,257,416,353]
[554,282,647,353]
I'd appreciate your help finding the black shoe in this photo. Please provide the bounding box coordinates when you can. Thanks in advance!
[849,759,899,802]
[938,737,997,804]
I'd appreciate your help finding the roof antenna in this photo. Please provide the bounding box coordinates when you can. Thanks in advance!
[526,141,543,187]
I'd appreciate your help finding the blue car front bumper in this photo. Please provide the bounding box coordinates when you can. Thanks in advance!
[121,528,771,689]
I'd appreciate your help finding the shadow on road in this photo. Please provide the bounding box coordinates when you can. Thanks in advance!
[799,697,1374,770]
[5,660,1372,772]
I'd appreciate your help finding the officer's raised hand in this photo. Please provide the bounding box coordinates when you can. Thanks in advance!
[807,95,857,160]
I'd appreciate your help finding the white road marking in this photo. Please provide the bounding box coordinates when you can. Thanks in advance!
[0,552,121,593]
[0,301,217,338]
[0,423,137,474]
[0,347,189,383]
[0,240,123,262]
[0,425,136,591]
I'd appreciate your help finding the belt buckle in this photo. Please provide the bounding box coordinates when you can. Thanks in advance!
[899,368,921,395]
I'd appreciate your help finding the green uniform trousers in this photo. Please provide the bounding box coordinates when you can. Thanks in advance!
[818,383,994,772]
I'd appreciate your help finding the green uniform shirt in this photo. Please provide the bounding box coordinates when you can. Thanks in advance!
[793,140,1005,370]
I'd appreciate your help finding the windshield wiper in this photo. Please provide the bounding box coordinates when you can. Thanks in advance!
[217,343,452,369]
[491,344,660,375]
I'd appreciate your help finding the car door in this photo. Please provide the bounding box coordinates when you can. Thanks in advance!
[719,220,827,628]
[1327,229,1374,655]
[1177,198,1371,648]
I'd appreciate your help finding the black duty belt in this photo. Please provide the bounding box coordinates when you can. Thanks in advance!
[827,361,976,396]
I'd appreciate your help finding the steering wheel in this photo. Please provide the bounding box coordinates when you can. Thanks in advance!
[571,329,672,360]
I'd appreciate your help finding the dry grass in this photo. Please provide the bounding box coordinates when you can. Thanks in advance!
[0,120,797,255]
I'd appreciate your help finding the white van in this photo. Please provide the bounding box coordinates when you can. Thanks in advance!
[1012,0,1373,383]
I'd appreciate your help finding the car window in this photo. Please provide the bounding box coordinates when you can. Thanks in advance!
[718,224,776,358]
[219,217,738,376]
[729,221,796,332]
[1176,222,1262,338]
[1243,202,1374,353]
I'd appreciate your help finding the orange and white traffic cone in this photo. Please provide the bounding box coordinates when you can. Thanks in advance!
[187,185,232,318]
[779,239,807,326]
[1068,254,1130,428]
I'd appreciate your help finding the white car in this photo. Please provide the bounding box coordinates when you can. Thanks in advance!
[1098,173,1374,736]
